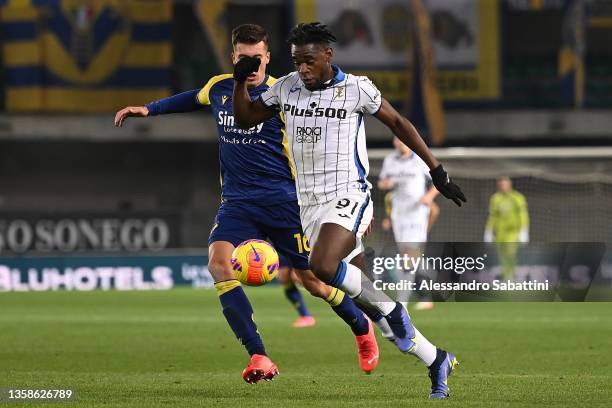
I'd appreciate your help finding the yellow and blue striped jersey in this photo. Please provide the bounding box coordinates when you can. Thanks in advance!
[197,74,296,203]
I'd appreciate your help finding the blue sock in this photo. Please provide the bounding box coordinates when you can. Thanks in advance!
[284,284,311,317]
[215,280,266,356]
[326,287,369,336]
[386,302,415,339]
[362,308,385,323]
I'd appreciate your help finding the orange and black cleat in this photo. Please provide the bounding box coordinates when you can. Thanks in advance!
[242,354,279,384]
[355,318,379,374]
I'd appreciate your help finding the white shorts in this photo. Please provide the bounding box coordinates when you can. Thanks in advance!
[391,205,430,245]
[300,191,373,262]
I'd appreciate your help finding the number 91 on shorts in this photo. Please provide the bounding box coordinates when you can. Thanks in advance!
[300,192,373,249]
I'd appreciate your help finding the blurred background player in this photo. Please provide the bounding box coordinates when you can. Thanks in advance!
[484,176,530,281]
[277,256,315,328]
[115,23,380,383]
[381,194,439,236]
[378,137,439,310]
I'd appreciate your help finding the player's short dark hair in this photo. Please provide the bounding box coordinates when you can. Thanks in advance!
[232,24,269,49]
[287,22,337,47]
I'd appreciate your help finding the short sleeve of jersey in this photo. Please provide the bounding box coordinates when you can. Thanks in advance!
[196,79,215,106]
[196,74,234,106]
[357,76,382,115]
[259,74,289,109]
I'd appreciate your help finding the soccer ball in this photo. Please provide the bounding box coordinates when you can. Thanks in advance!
[231,239,280,286]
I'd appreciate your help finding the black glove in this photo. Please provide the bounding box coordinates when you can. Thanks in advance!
[430,164,467,207]
[233,56,261,82]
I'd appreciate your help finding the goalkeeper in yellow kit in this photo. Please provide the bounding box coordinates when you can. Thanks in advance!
[484,176,530,280]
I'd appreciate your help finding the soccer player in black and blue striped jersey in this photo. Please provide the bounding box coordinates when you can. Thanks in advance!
[115,24,383,384]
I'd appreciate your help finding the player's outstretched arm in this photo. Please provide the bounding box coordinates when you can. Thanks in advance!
[374,98,467,206]
[114,106,149,127]
[374,98,438,168]
[232,57,276,129]
[114,89,203,127]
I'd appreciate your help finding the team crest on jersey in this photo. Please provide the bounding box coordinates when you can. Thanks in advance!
[334,87,345,99]
[221,95,228,105]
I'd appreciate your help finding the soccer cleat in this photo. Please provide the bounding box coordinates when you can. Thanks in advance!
[428,349,459,399]
[414,301,434,311]
[242,354,279,384]
[292,315,316,328]
[385,302,416,353]
[355,318,379,374]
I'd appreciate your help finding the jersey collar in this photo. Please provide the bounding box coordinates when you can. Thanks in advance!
[251,74,270,91]
[308,65,346,90]
[329,65,346,86]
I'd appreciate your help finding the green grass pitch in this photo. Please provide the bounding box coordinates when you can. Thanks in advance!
[1,287,611,407]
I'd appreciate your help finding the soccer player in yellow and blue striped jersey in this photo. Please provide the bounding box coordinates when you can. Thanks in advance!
[115,24,382,383]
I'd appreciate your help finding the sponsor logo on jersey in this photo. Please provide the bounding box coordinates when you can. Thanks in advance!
[334,87,345,99]
[219,135,267,145]
[221,95,228,105]
[295,126,322,143]
[217,110,264,134]
[283,104,347,119]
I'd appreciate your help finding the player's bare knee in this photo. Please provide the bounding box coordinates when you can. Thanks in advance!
[308,252,338,283]
[299,272,328,298]
[208,258,235,282]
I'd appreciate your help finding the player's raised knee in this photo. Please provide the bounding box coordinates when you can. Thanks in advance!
[308,252,339,283]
